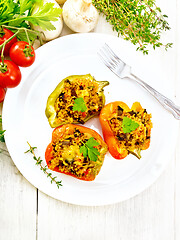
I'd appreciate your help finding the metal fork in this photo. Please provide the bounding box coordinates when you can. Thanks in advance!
[98,43,180,120]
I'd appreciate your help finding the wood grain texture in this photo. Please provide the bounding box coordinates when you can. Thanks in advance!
[37,161,174,240]
[37,0,178,239]
[0,0,179,239]
[37,1,178,240]
[0,105,37,240]
[174,0,180,239]
[0,143,37,240]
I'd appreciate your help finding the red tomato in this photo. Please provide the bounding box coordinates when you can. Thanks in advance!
[10,41,35,67]
[0,28,17,56]
[0,60,21,88]
[0,87,5,103]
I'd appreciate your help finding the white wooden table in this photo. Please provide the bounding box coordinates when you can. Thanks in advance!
[1,0,180,239]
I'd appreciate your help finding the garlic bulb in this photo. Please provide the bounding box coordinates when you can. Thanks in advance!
[31,0,63,41]
[62,0,99,33]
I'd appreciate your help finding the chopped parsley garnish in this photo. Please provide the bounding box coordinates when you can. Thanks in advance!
[80,137,100,162]
[122,117,139,133]
[73,97,87,112]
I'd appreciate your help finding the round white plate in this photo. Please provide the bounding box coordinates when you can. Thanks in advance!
[2,33,178,206]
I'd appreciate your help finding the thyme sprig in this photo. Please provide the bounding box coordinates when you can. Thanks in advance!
[25,142,63,188]
[92,0,172,54]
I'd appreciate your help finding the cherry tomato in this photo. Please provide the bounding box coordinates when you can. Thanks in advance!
[0,87,5,103]
[0,60,21,88]
[10,41,35,67]
[0,28,17,56]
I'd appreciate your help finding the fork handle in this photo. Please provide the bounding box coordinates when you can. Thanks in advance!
[130,73,180,120]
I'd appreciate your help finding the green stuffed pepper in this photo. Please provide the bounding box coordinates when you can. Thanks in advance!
[45,74,109,128]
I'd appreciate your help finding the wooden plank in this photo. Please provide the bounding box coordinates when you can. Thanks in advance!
[0,142,37,240]
[37,164,174,240]
[37,0,177,239]
[0,0,178,239]
[0,104,37,240]
[174,0,180,239]
[175,127,180,240]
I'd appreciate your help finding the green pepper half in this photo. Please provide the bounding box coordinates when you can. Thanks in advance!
[45,74,109,128]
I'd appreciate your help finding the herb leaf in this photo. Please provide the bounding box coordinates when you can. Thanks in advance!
[0,0,18,23]
[80,145,88,158]
[122,117,139,133]
[88,148,99,162]
[80,137,100,162]
[73,97,87,112]
[0,115,5,142]
[19,0,37,15]
[86,137,100,148]
[28,1,62,31]
[0,0,62,44]
[0,130,5,142]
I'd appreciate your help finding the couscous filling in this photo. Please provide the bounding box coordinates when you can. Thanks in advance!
[108,105,152,153]
[49,128,103,179]
[54,77,104,124]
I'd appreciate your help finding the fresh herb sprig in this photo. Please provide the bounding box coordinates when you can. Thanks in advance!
[122,117,139,133]
[92,0,172,54]
[73,97,87,112]
[0,129,5,142]
[80,137,100,162]
[0,115,5,142]
[0,0,62,43]
[25,142,62,188]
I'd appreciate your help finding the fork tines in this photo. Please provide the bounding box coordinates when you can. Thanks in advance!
[98,43,125,72]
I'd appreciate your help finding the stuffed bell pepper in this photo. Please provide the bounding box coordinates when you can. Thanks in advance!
[45,74,109,128]
[99,101,152,160]
[45,124,108,181]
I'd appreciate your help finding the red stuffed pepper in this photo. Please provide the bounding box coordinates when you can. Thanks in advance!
[45,124,108,181]
[99,101,152,160]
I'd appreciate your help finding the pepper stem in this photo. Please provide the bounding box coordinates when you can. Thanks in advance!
[129,149,141,159]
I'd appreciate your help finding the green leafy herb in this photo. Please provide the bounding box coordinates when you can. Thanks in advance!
[92,0,172,54]
[122,117,139,133]
[0,0,62,43]
[0,115,5,142]
[80,137,100,162]
[73,97,87,112]
[25,142,62,188]
[0,130,5,142]
[0,0,62,30]
[19,0,38,15]
[25,2,62,31]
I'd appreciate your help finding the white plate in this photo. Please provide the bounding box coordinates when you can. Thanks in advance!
[2,33,178,206]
